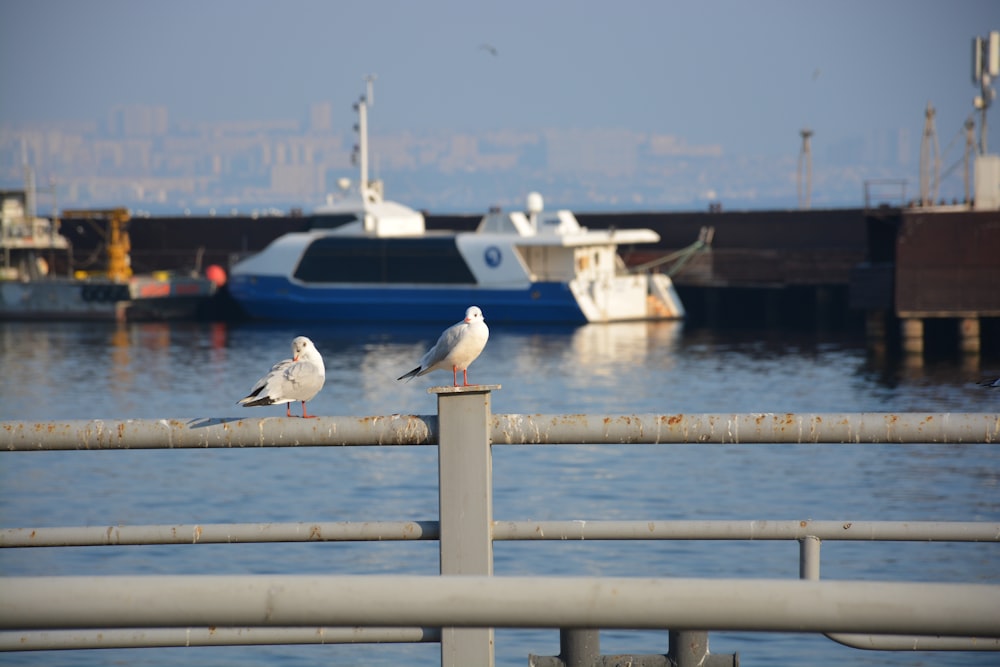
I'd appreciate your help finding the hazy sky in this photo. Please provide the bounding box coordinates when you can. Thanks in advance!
[2,0,998,158]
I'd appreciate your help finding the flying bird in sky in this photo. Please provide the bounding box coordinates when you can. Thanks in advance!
[480,43,498,56]
[398,306,489,387]
[238,336,326,418]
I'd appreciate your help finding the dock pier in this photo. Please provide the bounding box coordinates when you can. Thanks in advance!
[853,207,1000,366]
[53,205,1000,361]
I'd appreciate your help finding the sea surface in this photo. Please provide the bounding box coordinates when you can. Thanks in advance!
[1,319,998,667]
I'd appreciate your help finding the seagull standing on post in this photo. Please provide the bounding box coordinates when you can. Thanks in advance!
[398,306,489,387]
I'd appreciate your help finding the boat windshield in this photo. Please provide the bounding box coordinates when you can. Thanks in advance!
[293,236,477,284]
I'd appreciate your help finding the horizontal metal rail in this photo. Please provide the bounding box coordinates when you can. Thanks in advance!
[826,634,1000,652]
[2,575,998,637]
[3,520,998,548]
[1,627,441,652]
[3,412,998,450]
[494,520,1000,542]
[0,521,438,547]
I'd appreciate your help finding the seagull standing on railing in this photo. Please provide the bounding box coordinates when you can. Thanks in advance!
[238,336,326,418]
[398,306,489,387]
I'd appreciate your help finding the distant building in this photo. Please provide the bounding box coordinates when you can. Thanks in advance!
[106,105,169,137]
[270,164,326,199]
[309,102,333,134]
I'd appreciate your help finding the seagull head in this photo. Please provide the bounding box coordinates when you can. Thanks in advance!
[465,306,484,323]
[292,336,314,361]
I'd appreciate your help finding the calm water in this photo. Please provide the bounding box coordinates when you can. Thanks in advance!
[1,319,998,667]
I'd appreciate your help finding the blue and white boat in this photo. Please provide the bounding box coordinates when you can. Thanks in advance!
[228,83,684,324]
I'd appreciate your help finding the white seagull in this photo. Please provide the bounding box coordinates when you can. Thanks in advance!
[238,336,326,418]
[397,306,489,387]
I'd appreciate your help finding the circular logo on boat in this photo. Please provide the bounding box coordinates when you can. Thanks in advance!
[484,246,502,268]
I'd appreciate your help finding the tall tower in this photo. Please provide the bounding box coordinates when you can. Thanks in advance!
[964,116,976,203]
[972,31,999,154]
[919,103,940,206]
[797,128,813,209]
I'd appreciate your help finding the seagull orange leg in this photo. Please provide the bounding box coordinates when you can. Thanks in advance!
[462,368,471,386]
[301,401,317,418]
[452,365,459,387]
[285,404,293,417]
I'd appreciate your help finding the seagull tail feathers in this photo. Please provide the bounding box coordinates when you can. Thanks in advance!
[237,384,268,406]
[397,366,422,382]
[238,395,276,408]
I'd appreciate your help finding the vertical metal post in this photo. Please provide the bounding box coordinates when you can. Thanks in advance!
[669,630,710,667]
[434,385,500,667]
[560,629,600,667]
[799,535,821,581]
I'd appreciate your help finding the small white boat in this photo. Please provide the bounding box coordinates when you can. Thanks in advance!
[228,82,683,325]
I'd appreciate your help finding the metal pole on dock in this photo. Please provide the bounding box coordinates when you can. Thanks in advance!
[434,385,500,667]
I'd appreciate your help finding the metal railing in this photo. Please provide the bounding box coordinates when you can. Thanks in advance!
[2,389,999,667]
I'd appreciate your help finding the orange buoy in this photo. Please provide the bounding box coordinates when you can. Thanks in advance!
[206,264,227,287]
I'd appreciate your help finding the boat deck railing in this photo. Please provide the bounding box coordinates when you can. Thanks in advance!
[2,392,999,666]
[864,178,909,211]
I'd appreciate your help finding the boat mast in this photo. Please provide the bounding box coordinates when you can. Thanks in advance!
[21,139,35,221]
[354,74,377,203]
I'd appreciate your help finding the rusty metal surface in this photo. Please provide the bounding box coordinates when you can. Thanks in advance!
[491,413,1000,445]
[4,413,999,451]
[0,415,437,450]
[895,209,1000,316]
[605,209,868,287]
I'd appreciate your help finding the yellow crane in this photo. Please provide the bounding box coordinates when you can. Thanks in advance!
[60,208,132,282]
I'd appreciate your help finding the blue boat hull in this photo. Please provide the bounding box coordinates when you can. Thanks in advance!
[227,276,589,324]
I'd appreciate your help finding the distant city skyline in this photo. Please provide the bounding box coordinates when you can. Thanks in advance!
[1,1,997,213]
[1,99,929,214]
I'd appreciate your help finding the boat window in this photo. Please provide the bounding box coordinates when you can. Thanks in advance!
[309,214,359,230]
[294,236,477,284]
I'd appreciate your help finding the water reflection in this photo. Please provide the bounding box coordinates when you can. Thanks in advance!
[567,320,682,367]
